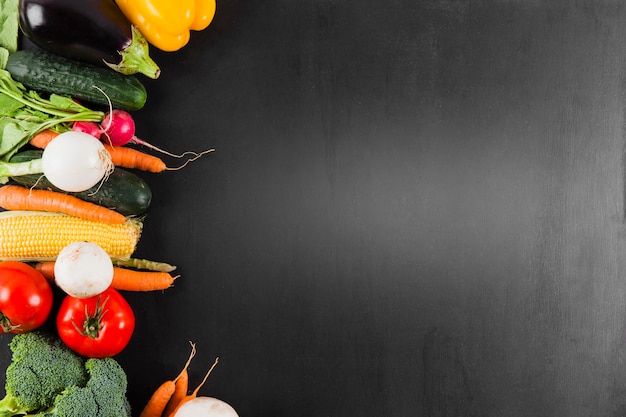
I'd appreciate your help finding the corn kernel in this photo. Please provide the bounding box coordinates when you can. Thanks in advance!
[0,211,142,261]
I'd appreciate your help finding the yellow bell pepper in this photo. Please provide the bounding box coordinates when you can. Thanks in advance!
[115,0,216,52]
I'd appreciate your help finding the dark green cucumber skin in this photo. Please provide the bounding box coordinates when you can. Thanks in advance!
[6,49,147,111]
[10,150,152,216]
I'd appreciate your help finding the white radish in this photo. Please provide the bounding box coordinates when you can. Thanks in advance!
[42,130,113,192]
[54,242,114,298]
[173,397,239,417]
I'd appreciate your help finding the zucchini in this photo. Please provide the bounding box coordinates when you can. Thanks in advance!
[10,150,152,216]
[6,49,147,111]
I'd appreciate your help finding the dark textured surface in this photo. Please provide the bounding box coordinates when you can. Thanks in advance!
[3,1,626,416]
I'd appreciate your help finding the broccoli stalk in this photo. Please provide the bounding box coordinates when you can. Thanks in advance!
[0,396,27,417]
[0,332,88,416]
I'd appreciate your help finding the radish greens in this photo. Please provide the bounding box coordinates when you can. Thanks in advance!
[0,69,104,163]
[0,0,19,54]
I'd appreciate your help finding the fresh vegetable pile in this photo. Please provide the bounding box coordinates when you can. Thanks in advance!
[0,1,237,416]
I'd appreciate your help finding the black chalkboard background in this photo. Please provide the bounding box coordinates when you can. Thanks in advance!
[4,0,626,416]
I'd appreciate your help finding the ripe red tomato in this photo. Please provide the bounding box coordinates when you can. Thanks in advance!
[56,287,135,357]
[0,261,53,334]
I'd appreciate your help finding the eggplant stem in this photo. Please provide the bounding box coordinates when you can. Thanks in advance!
[105,26,161,79]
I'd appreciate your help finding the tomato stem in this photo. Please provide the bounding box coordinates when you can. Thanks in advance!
[0,312,18,333]
[72,295,109,339]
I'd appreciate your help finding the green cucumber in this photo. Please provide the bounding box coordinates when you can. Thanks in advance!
[10,150,152,216]
[6,49,147,111]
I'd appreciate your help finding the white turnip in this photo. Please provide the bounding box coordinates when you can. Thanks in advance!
[173,397,239,417]
[41,131,113,192]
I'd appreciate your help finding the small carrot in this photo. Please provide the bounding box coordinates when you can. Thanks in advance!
[0,184,126,224]
[33,262,178,291]
[103,144,168,173]
[163,342,198,417]
[105,144,215,172]
[28,129,60,148]
[170,357,220,415]
[139,342,197,417]
[139,380,177,417]
[111,267,178,291]
[33,262,55,283]
[163,369,189,417]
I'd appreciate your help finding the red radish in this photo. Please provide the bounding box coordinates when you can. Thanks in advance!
[100,110,134,146]
[72,121,102,138]
[100,110,201,158]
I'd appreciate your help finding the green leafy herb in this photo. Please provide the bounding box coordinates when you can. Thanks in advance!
[0,0,19,54]
[0,48,8,69]
[0,69,105,162]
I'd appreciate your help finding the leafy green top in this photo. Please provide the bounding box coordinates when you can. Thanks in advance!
[0,69,104,166]
[0,0,19,56]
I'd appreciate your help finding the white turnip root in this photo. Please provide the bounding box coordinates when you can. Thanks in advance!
[173,397,239,417]
[54,242,114,298]
[41,131,113,192]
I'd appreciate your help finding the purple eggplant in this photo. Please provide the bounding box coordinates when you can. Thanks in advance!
[19,0,160,79]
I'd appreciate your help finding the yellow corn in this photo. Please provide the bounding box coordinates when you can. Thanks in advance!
[0,211,142,261]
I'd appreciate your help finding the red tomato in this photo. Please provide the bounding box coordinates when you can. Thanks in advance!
[56,287,135,357]
[0,261,53,334]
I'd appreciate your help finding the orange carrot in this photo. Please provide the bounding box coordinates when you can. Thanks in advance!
[0,184,126,224]
[33,262,55,283]
[34,262,177,292]
[170,357,220,415]
[111,267,177,291]
[139,342,197,417]
[163,369,189,417]
[28,129,59,148]
[139,380,177,417]
[163,342,197,417]
[103,144,167,173]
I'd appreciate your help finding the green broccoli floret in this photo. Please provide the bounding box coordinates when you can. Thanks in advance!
[0,332,88,417]
[30,386,98,417]
[84,358,131,417]
[28,357,131,417]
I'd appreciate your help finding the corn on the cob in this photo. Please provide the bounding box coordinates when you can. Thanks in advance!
[0,210,142,261]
